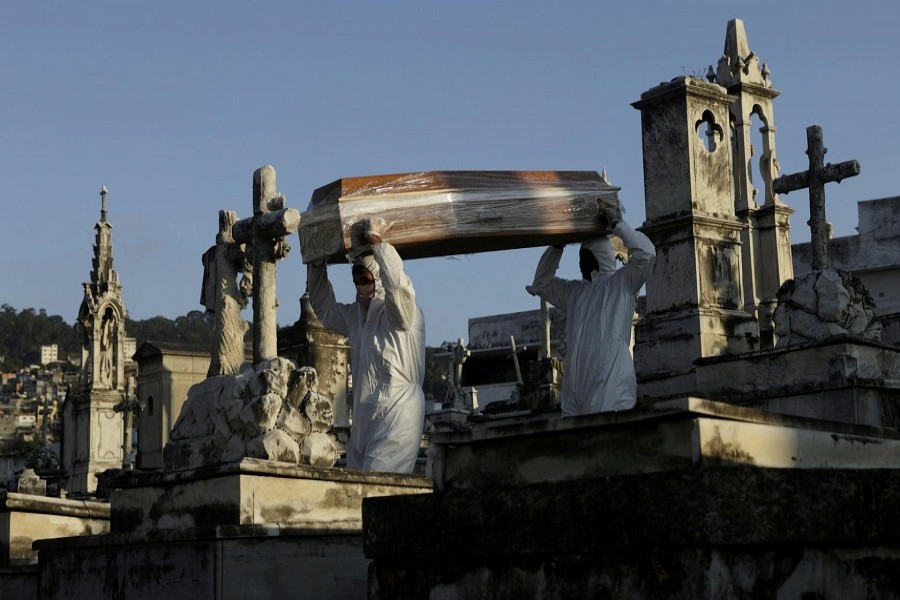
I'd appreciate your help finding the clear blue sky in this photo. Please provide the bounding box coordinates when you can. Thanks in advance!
[2,2,897,346]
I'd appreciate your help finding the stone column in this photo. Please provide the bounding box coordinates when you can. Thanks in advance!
[631,77,758,402]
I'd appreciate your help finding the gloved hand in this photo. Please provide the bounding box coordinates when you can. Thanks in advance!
[599,205,623,230]
[365,217,389,245]
[345,244,371,262]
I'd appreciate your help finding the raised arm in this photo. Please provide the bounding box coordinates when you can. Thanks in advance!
[614,221,656,294]
[373,242,418,331]
[307,262,352,336]
[526,246,574,312]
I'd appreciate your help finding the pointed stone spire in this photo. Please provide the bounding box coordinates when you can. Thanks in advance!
[68,185,129,494]
[90,186,120,290]
[715,19,771,88]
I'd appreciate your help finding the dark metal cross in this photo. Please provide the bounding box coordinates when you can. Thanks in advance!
[772,125,860,270]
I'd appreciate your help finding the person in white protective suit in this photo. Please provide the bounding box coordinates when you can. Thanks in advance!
[526,206,656,416]
[307,218,426,473]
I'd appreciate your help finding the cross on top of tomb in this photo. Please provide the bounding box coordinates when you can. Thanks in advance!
[772,125,860,271]
[232,166,301,363]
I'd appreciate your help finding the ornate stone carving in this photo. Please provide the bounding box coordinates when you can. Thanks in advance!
[773,269,882,346]
[168,358,337,469]
[201,209,252,376]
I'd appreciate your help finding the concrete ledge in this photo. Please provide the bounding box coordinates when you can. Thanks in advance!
[105,458,432,533]
[1,492,110,520]
[429,398,900,491]
[37,525,369,600]
[0,492,110,566]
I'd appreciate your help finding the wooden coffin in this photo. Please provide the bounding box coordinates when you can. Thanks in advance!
[298,170,620,264]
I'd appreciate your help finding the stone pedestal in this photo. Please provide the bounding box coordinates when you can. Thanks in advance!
[694,336,900,428]
[36,459,431,599]
[106,458,430,533]
[0,492,110,600]
[427,397,900,492]
[1,492,110,566]
[67,388,125,495]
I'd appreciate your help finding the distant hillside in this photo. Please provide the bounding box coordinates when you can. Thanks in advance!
[0,304,449,398]
[0,304,215,371]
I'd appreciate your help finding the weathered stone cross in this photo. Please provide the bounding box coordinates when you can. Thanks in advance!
[113,376,141,469]
[772,125,860,270]
[38,396,53,447]
[232,166,301,363]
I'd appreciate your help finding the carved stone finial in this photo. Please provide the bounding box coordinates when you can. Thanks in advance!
[600,166,610,184]
[716,19,770,88]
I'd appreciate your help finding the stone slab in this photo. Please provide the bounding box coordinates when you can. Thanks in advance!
[694,336,900,427]
[106,457,432,533]
[0,492,110,565]
[37,525,367,600]
[299,170,619,264]
[428,397,900,491]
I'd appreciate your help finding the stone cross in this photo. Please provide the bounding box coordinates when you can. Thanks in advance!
[113,376,141,469]
[772,125,860,270]
[450,338,470,388]
[38,396,53,447]
[540,299,551,360]
[232,166,301,363]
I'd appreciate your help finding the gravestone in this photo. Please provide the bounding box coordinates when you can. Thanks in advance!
[166,166,336,470]
[771,125,881,345]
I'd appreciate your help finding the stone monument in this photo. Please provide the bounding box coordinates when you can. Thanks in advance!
[166,166,339,469]
[62,186,127,495]
[771,125,881,344]
[712,19,794,347]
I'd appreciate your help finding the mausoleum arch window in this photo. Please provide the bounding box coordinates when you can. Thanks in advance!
[696,110,724,153]
[751,103,770,128]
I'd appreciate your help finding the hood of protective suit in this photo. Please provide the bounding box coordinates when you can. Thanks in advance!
[581,236,617,279]
[351,252,386,300]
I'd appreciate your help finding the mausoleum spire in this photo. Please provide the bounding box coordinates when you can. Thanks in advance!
[715,18,772,89]
[67,185,129,494]
[90,185,120,291]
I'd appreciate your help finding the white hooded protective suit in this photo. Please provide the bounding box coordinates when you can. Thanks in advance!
[527,221,655,416]
[307,242,426,473]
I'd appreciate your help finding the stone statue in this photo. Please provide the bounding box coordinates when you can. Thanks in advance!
[98,308,115,387]
[201,210,252,376]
